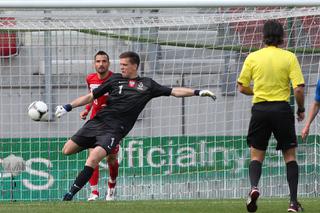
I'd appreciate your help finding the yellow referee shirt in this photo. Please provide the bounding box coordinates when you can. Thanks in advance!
[237,46,304,104]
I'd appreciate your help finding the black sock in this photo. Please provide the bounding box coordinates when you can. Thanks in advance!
[286,161,299,203]
[249,160,262,188]
[69,166,94,195]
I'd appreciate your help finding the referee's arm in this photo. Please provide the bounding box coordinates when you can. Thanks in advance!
[237,82,253,96]
[294,85,305,111]
[294,85,305,122]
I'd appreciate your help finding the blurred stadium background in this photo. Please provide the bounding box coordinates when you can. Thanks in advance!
[0,1,319,205]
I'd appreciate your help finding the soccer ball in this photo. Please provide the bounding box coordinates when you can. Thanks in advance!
[28,101,48,121]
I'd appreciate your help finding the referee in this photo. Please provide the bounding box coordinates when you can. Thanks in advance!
[237,20,305,212]
[55,51,216,201]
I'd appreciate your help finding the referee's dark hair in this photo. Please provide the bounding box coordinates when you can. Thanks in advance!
[94,50,109,61]
[263,20,284,46]
[120,51,140,68]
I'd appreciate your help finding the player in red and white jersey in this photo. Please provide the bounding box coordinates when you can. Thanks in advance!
[82,72,112,119]
[79,51,119,201]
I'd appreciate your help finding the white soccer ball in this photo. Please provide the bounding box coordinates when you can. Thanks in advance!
[28,101,48,121]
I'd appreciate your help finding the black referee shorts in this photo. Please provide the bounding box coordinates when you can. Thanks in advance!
[247,101,297,151]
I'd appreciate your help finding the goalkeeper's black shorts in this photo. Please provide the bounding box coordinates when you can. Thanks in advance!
[70,119,125,154]
[71,132,122,155]
[246,101,297,151]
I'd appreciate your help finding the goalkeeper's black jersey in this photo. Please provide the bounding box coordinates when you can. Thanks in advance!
[89,73,172,136]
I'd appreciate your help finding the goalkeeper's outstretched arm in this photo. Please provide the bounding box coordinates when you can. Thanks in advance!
[55,93,94,118]
[70,93,94,109]
[171,87,216,100]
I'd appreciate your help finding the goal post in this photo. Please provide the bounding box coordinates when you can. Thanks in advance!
[0,3,320,201]
[1,0,320,8]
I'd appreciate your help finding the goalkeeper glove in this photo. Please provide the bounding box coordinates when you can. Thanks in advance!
[55,104,72,118]
[194,90,216,101]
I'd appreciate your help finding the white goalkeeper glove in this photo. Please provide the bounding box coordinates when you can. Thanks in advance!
[55,104,72,118]
[195,89,216,101]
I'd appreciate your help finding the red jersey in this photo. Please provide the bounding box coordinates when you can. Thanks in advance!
[85,71,113,119]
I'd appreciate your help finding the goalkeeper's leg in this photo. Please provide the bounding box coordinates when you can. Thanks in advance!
[62,139,85,155]
[63,146,106,201]
[62,135,97,156]
[88,149,100,201]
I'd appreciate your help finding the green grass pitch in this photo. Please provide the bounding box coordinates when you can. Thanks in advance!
[0,199,319,213]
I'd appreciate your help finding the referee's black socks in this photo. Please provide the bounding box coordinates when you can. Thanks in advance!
[286,161,299,203]
[69,166,94,196]
[249,160,262,188]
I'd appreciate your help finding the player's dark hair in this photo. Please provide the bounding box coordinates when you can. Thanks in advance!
[263,20,284,46]
[119,51,140,68]
[94,50,109,61]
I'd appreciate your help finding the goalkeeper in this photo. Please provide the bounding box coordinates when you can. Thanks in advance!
[55,51,216,201]
[237,20,305,212]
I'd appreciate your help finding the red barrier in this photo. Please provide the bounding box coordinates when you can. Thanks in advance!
[0,17,17,57]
